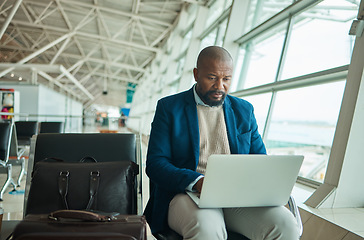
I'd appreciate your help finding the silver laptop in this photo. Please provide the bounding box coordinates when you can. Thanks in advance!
[187,154,303,208]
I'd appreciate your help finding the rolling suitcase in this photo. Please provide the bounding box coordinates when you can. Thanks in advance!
[12,210,147,240]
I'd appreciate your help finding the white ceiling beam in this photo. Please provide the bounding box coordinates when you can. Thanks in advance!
[0,32,72,78]
[151,21,176,47]
[96,8,111,38]
[79,64,103,84]
[29,31,47,50]
[6,19,160,53]
[14,26,31,48]
[136,19,149,46]
[0,4,12,16]
[38,70,80,99]
[86,57,146,73]
[112,18,133,39]
[60,65,95,100]
[60,1,173,27]
[133,0,141,14]
[56,0,73,30]
[0,0,22,40]
[2,28,17,45]
[34,1,55,24]
[50,35,71,64]
[54,44,99,81]
[78,70,139,84]
[19,1,32,22]
[129,20,136,42]
[74,6,96,31]
[1,44,147,74]
[0,63,60,72]
[101,43,111,62]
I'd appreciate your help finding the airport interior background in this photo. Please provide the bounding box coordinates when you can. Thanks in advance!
[1,0,364,239]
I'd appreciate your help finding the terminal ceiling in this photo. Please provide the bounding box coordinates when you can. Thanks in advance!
[0,0,208,108]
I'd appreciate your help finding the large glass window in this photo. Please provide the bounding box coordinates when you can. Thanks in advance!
[236,21,287,90]
[231,0,361,184]
[265,81,346,182]
[200,18,228,50]
[280,0,357,80]
[243,0,293,35]
[206,0,232,27]
[242,93,272,135]
[200,29,218,50]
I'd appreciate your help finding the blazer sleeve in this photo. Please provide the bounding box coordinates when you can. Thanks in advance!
[146,99,202,193]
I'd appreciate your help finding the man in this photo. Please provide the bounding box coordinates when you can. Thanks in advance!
[144,46,300,239]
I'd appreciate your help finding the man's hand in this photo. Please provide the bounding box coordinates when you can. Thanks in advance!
[193,177,204,193]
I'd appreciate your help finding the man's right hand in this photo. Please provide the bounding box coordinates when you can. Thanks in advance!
[193,177,204,193]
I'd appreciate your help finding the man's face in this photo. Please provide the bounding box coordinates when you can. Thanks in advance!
[194,58,233,106]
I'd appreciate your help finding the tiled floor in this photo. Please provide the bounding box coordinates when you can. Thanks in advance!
[293,184,364,239]
[0,162,26,221]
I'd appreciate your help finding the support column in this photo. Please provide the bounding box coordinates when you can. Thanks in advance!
[305,20,364,208]
[178,5,209,92]
[223,0,251,64]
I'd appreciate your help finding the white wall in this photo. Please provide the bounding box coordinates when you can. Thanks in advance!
[38,84,66,122]
[332,67,364,207]
[1,83,83,132]
[66,97,83,132]
[2,84,39,121]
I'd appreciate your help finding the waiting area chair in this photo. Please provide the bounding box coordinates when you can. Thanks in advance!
[8,124,27,187]
[39,121,64,133]
[14,121,38,147]
[24,133,143,215]
[0,122,17,201]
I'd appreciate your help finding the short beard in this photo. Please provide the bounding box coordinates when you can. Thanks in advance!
[200,90,226,106]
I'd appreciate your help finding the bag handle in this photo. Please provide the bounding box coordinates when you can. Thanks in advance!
[58,171,69,210]
[79,156,98,163]
[86,171,100,210]
[58,170,100,210]
[49,209,119,222]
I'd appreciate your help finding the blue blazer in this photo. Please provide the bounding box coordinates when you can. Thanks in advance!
[144,87,266,233]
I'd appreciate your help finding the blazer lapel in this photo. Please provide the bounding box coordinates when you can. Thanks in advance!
[184,89,200,168]
[223,97,238,154]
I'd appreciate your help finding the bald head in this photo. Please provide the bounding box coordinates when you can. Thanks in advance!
[193,46,233,106]
[196,46,233,69]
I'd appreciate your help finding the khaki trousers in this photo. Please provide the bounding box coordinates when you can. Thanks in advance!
[168,194,300,240]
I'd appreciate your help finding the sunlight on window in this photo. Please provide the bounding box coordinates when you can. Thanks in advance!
[236,21,287,90]
[265,81,346,182]
[242,93,272,135]
[244,0,293,35]
[280,0,357,80]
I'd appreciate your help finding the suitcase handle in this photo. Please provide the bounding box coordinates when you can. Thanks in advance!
[80,156,98,163]
[49,209,120,222]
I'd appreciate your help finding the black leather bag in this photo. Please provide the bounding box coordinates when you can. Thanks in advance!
[12,210,147,240]
[25,157,139,216]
